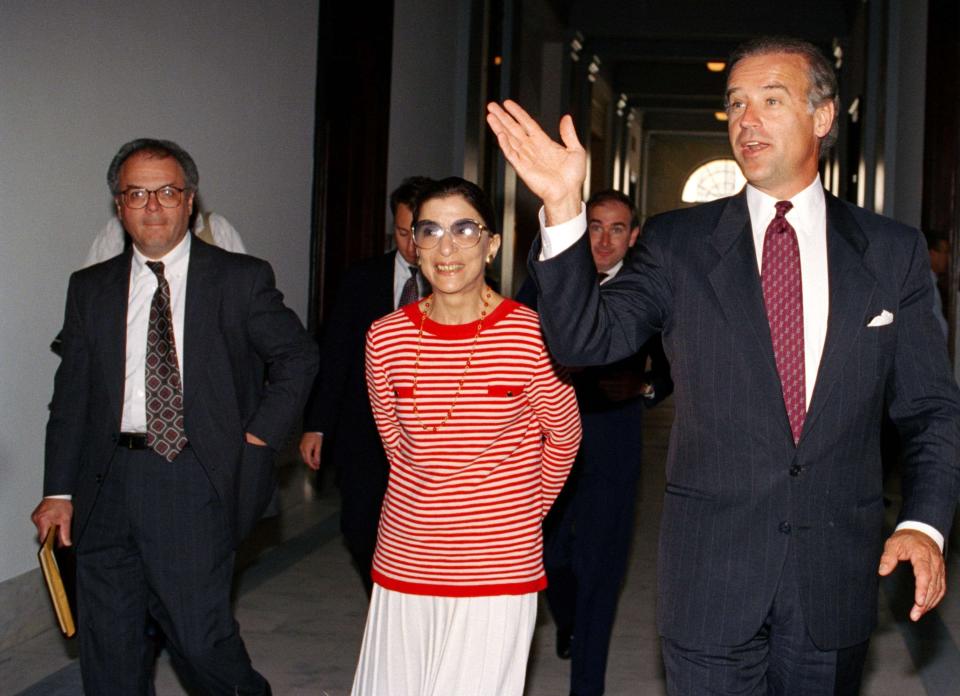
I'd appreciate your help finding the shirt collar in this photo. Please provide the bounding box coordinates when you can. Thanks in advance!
[601,259,625,282]
[394,248,417,276]
[745,174,825,237]
[132,231,192,278]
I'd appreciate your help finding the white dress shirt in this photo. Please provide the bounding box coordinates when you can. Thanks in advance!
[537,185,943,549]
[392,251,427,309]
[121,233,190,432]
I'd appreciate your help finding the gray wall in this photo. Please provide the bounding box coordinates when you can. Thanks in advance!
[0,0,318,591]
[385,0,472,232]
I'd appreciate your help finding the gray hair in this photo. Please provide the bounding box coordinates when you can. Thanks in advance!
[106,138,199,194]
[727,36,840,154]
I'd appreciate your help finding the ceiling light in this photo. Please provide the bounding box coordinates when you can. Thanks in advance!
[706,61,726,72]
[714,111,728,121]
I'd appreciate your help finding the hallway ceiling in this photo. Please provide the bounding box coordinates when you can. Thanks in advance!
[555,0,860,132]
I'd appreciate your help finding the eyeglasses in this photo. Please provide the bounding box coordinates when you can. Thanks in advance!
[413,218,489,249]
[587,222,631,237]
[118,185,188,209]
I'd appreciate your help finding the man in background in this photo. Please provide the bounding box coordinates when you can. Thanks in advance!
[300,176,433,594]
[519,189,672,696]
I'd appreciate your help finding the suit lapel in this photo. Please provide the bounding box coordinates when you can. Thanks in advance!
[93,252,132,428]
[707,194,793,440]
[801,195,876,439]
[182,237,220,418]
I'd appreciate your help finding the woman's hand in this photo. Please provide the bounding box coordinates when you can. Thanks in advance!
[486,100,585,226]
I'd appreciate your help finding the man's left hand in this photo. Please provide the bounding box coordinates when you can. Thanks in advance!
[878,529,946,621]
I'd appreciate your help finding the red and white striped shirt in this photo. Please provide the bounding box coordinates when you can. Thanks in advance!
[365,298,581,597]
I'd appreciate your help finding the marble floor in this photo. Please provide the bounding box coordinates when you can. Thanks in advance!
[6,399,960,695]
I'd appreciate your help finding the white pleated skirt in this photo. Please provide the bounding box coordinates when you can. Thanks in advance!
[350,584,538,696]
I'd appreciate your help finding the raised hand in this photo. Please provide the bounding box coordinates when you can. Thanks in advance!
[486,100,586,225]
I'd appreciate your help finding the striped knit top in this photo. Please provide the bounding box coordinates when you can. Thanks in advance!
[364,298,581,597]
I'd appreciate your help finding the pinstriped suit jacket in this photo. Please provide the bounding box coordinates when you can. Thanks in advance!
[528,190,960,650]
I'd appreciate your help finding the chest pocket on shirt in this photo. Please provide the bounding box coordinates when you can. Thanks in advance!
[487,385,525,398]
[394,386,414,398]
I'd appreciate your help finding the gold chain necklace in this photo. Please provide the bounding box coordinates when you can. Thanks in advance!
[411,287,492,431]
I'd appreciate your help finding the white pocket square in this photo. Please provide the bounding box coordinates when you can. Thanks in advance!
[867,310,894,327]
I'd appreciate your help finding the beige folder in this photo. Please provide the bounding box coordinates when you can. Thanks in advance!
[38,526,76,637]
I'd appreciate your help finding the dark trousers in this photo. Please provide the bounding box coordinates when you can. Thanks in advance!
[660,554,868,696]
[338,461,388,597]
[544,458,639,696]
[76,446,269,695]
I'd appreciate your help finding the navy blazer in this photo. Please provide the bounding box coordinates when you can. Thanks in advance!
[528,190,960,650]
[45,236,319,545]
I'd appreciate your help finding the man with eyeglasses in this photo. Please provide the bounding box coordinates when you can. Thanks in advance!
[517,189,672,696]
[31,138,317,695]
[299,176,433,595]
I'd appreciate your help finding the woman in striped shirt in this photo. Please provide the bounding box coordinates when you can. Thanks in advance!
[351,177,582,696]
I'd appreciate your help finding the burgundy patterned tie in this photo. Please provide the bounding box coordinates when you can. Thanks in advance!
[761,201,806,444]
[145,261,188,461]
[398,267,420,308]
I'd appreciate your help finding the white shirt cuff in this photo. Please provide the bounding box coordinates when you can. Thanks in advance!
[537,204,587,260]
[45,494,72,501]
[895,520,944,552]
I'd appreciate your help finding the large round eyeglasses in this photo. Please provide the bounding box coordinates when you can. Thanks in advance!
[119,185,188,209]
[413,218,489,249]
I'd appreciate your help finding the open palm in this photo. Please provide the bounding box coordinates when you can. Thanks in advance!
[486,100,585,218]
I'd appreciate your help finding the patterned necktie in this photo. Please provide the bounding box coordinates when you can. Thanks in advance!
[398,266,420,308]
[761,201,805,444]
[145,261,188,461]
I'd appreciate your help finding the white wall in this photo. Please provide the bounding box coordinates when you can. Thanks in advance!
[0,0,318,584]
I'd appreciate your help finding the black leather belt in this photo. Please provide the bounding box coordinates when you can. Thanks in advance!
[116,432,148,449]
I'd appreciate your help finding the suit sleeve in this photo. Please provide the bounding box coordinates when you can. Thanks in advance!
[526,344,581,517]
[642,334,674,408]
[243,261,319,448]
[44,273,90,495]
[887,230,960,537]
[302,273,357,433]
[527,228,672,367]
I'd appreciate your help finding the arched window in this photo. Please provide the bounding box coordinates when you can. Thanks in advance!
[681,159,746,203]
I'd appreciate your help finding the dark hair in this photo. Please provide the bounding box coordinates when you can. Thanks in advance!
[412,177,499,236]
[926,228,950,251]
[726,36,840,154]
[107,138,199,195]
[586,189,638,229]
[389,176,434,217]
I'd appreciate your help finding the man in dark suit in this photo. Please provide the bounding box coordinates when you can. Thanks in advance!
[299,176,432,595]
[519,189,673,696]
[488,36,960,694]
[31,138,318,695]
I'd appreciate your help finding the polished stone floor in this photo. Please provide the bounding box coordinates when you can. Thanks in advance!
[6,399,960,694]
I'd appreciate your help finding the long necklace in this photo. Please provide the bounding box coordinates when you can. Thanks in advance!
[411,287,492,432]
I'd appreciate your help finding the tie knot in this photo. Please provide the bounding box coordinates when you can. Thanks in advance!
[146,260,165,277]
[597,272,608,283]
[774,200,793,218]
[409,266,418,277]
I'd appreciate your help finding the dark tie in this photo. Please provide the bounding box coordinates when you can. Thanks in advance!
[145,261,188,462]
[398,266,420,308]
[597,272,608,283]
[761,201,805,444]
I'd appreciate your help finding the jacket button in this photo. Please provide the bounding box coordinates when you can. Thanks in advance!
[95,474,104,483]
[779,521,792,534]
[789,464,802,477]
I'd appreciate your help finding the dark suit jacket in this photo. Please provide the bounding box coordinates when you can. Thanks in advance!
[45,236,319,545]
[302,252,395,495]
[528,190,960,650]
